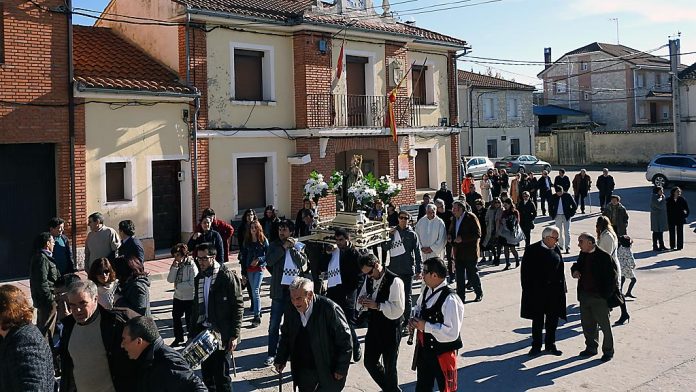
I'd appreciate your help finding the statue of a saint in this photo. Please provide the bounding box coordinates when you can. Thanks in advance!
[344,154,364,212]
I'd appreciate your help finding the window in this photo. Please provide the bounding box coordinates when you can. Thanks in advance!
[483,96,497,120]
[486,139,498,158]
[638,103,647,119]
[510,139,520,155]
[655,73,662,88]
[580,62,588,71]
[411,65,427,105]
[662,105,670,120]
[506,97,519,119]
[0,2,4,63]
[636,72,645,88]
[237,157,267,210]
[234,49,264,101]
[105,162,132,202]
[675,157,696,168]
[555,81,567,94]
[583,92,590,101]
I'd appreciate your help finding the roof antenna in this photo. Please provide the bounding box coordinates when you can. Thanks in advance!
[609,18,619,44]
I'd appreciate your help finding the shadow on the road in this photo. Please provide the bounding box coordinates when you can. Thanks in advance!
[637,257,696,271]
[233,371,292,392]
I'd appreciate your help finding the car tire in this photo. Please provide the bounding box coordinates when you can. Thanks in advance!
[652,174,668,187]
[543,165,551,172]
[518,167,526,174]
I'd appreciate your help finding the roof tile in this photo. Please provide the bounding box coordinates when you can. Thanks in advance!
[457,70,535,90]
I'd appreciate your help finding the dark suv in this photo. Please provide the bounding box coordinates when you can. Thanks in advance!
[645,154,696,187]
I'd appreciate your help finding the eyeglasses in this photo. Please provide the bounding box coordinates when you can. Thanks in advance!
[363,266,375,276]
[101,270,111,275]
[546,236,559,241]
[398,216,409,220]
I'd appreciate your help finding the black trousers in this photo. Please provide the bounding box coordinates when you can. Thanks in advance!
[522,227,532,249]
[539,190,552,214]
[415,349,448,392]
[364,322,402,392]
[652,232,666,249]
[576,191,588,212]
[531,313,559,350]
[398,274,414,323]
[455,258,481,302]
[598,191,611,208]
[172,298,193,341]
[669,224,684,249]
[201,349,232,392]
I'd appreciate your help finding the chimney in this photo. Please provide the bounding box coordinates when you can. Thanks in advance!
[544,47,552,69]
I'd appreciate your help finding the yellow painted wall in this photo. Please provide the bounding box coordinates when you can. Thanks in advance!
[413,135,453,188]
[208,137,296,220]
[85,101,192,253]
[206,29,295,129]
[408,51,450,127]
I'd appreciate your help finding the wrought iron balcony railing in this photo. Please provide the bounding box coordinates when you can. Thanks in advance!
[306,94,422,128]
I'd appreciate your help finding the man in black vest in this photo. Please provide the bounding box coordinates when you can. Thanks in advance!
[357,254,405,392]
[409,257,465,392]
[537,170,553,216]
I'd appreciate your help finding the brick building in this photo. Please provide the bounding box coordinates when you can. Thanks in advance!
[0,1,85,279]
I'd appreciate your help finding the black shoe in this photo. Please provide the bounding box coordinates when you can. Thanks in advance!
[581,210,585,214]
[528,347,542,357]
[614,315,630,325]
[545,347,563,356]
[353,346,362,362]
[578,349,597,357]
[601,353,614,362]
[251,317,261,328]
[565,248,570,254]
[653,247,659,251]
[659,247,669,251]
[625,293,637,299]
[503,263,510,271]
[171,339,184,348]
[515,260,520,268]
[474,294,483,302]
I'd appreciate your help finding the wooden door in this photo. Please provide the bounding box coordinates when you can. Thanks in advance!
[152,160,181,251]
[415,149,430,189]
[346,56,367,126]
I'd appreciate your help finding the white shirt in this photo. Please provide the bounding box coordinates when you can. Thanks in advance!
[413,280,465,343]
[597,230,621,285]
[556,195,564,219]
[414,215,447,260]
[203,276,212,320]
[356,272,405,321]
[298,298,315,327]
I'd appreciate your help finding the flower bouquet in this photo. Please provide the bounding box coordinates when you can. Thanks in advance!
[303,170,329,204]
[375,175,402,204]
[328,170,343,195]
[347,178,377,211]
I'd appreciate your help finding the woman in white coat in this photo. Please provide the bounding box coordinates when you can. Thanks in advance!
[596,216,630,325]
[480,173,493,205]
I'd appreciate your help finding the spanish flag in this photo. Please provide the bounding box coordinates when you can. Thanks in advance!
[387,66,410,143]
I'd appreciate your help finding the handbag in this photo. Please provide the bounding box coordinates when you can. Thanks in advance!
[607,289,625,309]
[513,224,526,244]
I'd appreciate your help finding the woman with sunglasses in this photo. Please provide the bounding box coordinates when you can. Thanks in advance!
[167,243,198,347]
[483,198,504,265]
[497,198,522,270]
[88,257,119,310]
[240,220,269,328]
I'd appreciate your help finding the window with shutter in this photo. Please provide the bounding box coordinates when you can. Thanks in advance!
[106,162,128,202]
[411,65,427,105]
[234,49,264,101]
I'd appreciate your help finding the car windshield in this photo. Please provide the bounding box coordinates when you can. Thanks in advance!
[501,156,517,161]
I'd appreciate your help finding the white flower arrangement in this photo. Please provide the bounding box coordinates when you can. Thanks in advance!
[347,178,378,209]
[376,175,402,204]
[304,170,329,203]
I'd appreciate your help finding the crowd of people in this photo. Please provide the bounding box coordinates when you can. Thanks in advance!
[1,167,692,392]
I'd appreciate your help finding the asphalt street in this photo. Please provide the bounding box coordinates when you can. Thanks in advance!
[146,169,696,391]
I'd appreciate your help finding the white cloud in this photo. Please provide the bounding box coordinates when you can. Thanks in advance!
[568,0,696,23]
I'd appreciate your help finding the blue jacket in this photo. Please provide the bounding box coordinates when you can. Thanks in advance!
[118,236,145,263]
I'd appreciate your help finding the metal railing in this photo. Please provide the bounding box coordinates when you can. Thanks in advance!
[306,94,422,128]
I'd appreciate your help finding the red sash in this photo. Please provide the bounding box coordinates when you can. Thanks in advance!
[437,351,458,392]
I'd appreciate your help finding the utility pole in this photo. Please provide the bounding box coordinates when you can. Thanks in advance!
[669,37,681,153]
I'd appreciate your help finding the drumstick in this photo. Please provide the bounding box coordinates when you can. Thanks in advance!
[278,370,283,392]
[229,351,237,377]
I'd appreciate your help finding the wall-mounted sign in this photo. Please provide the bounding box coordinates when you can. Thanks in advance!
[398,153,409,179]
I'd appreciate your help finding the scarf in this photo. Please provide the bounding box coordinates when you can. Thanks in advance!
[390,230,406,258]
[281,248,301,285]
[197,262,220,324]
[327,248,342,288]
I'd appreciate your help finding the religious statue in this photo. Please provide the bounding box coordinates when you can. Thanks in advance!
[344,154,364,212]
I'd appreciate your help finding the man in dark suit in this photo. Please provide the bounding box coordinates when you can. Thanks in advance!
[537,170,553,216]
[571,233,620,362]
[449,201,482,303]
[118,220,145,263]
[553,169,571,193]
[549,185,577,254]
[520,226,567,356]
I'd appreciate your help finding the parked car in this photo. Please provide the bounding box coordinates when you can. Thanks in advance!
[464,156,495,178]
[645,153,696,187]
[494,155,552,173]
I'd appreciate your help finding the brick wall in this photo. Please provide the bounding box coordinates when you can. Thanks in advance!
[447,51,459,126]
[294,31,332,128]
[0,1,86,244]
[386,41,410,123]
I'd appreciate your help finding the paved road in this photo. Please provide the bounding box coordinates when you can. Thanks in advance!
[145,169,695,391]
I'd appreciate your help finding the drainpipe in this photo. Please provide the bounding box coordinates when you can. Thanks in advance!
[66,0,78,259]
[468,87,474,155]
[185,11,199,221]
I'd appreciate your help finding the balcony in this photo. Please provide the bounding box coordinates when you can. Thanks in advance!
[306,94,422,128]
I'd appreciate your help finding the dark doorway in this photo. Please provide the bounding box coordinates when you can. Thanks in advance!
[346,56,368,126]
[237,157,267,211]
[487,139,498,158]
[0,144,56,279]
[650,102,658,123]
[415,149,430,189]
[152,160,181,251]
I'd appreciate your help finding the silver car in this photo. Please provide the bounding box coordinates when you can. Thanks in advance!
[494,155,552,174]
[464,156,495,178]
[645,154,696,187]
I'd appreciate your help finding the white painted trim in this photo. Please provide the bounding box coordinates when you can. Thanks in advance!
[229,42,276,102]
[344,49,378,96]
[101,157,137,207]
[74,88,195,102]
[230,152,278,217]
[144,155,188,239]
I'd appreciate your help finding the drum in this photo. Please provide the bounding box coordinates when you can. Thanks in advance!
[182,329,222,368]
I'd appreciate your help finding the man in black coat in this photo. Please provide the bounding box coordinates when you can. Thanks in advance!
[571,233,620,362]
[517,191,537,249]
[434,182,454,211]
[553,169,571,193]
[537,170,553,215]
[190,243,244,391]
[187,216,225,265]
[121,316,206,391]
[520,226,567,356]
[549,185,577,254]
[275,277,353,392]
[596,168,616,209]
[118,220,145,264]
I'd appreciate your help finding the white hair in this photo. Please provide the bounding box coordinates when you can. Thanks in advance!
[289,277,314,293]
[67,279,98,298]
[425,203,437,213]
[542,226,560,239]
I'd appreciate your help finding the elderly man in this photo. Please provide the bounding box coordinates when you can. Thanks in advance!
[571,233,620,362]
[189,243,243,391]
[29,232,58,345]
[572,169,592,214]
[596,168,616,209]
[537,170,553,216]
[121,316,206,391]
[275,277,353,392]
[85,212,120,271]
[60,280,136,391]
[409,257,465,392]
[450,200,483,303]
[520,226,567,356]
[415,204,447,262]
[387,210,422,329]
[549,185,577,254]
[602,195,629,236]
[357,254,405,392]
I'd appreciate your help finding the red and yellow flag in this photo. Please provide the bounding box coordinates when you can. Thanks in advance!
[386,66,410,143]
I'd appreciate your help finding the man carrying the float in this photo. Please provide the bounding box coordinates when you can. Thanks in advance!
[408,257,465,392]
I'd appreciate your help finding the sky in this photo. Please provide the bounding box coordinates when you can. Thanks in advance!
[72,0,696,88]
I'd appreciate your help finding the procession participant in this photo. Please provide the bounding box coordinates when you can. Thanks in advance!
[450,201,483,303]
[357,254,405,392]
[239,220,269,328]
[29,232,58,344]
[121,316,207,391]
[85,212,120,271]
[198,208,235,262]
[325,228,363,362]
[187,216,225,265]
[166,244,198,347]
[536,171,553,216]
[189,243,243,391]
[553,169,571,193]
[265,220,308,366]
[602,195,629,236]
[274,277,353,392]
[596,168,616,209]
[595,217,630,326]
[60,280,136,392]
[48,217,76,278]
[259,205,280,242]
[571,233,620,362]
[520,226,566,356]
[113,256,151,316]
[465,183,482,208]
[387,210,423,329]
[518,191,537,249]
[572,169,592,214]
[549,185,577,254]
[409,257,465,392]
[117,220,145,264]
[294,199,315,237]
[666,186,689,250]
[418,194,432,220]
[415,204,447,262]
[434,182,454,211]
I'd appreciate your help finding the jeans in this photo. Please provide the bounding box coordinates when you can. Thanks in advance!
[398,274,414,324]
[172,298,193,341]
[247,271,263,318]
[268,295,290,357]
[554,214,571,250]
